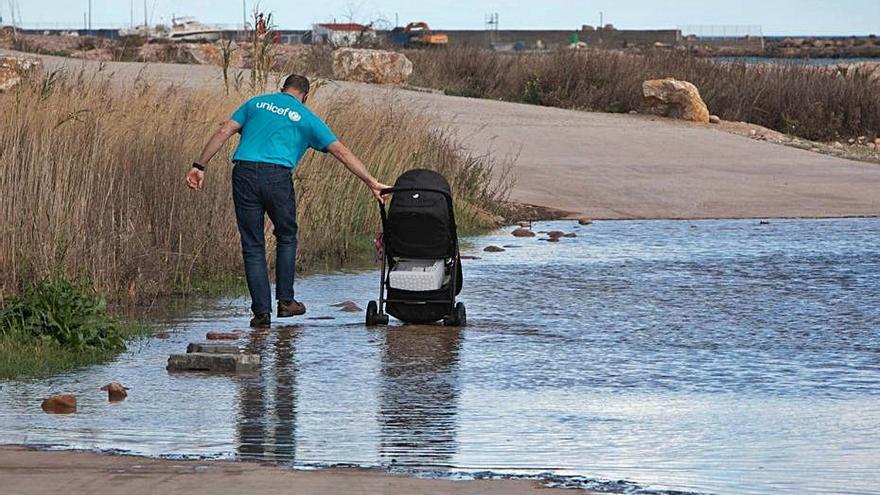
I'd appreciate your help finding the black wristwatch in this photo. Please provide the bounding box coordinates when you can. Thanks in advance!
[192,162,206,171]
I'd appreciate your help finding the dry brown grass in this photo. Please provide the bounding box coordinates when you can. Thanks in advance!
[0,69,508,302]
[406,47,880,142]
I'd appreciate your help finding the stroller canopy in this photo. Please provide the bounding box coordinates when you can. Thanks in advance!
[386,169,455,259]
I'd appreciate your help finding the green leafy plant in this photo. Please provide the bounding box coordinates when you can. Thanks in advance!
[0,279,125,353]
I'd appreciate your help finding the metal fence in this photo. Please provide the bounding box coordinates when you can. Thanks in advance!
[679,25,763,40]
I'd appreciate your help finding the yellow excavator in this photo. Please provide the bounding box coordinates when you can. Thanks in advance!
[390,22,448,48]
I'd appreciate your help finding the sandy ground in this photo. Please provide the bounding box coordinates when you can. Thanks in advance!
[0,446,579,495]
[4,49,879,219]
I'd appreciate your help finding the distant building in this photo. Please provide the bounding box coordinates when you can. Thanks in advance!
[311,23,376,46]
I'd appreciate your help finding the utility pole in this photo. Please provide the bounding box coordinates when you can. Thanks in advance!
[600,11,603,28]
[88,0,92,33]
[242,0,247,31]
[143,0,147,26]
[130,0,133,28]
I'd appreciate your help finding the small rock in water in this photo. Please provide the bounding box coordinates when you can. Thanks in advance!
[544,237,560,243]
[206,331,242,341]
[547,231,565,238]
[41,394,77,414]
[709,115,721,124]
[307,316,336,320]
[100,382,129,402]
[483,245,505,252]
[562,233,577,238]
[332,301,362,312]
[577,217,593,225]
[759,220,771,225]
[459,255,482,260]
[511,228,535,238]
[154,331,170,339]
[502,245,521,248]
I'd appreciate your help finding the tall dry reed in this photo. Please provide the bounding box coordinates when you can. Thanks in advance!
[0,70,508,301]
[406,47,880,142]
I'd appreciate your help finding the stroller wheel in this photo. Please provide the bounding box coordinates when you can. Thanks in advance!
[444,302,467,327]
[366,301,378,326]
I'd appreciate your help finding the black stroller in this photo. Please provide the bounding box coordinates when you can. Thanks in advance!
[365,169,466,327]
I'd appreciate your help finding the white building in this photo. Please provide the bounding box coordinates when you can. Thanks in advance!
[311,23,377,46]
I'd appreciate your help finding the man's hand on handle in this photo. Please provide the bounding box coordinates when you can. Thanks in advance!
[327,141,390,203]
[369,180,392,203]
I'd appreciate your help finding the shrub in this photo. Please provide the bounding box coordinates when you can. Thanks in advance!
[0,279,124,353]
[0,69,508,301]
[406,47,880,142]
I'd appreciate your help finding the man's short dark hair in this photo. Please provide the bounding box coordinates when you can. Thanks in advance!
[282,74,310,94]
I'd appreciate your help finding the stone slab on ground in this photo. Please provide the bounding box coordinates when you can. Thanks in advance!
[186,342,241,354]
[166,353,260,373]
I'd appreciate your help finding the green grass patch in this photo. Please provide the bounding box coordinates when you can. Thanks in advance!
[0,279,150,380]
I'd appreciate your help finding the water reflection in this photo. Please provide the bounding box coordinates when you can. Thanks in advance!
[378,326,462,467]
[236,327,299,462]
[1,219,879,495]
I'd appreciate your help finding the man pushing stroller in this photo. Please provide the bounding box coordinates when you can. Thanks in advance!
[186,74,390,328]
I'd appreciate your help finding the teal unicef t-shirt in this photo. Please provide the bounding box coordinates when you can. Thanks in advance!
[230,92,338,169]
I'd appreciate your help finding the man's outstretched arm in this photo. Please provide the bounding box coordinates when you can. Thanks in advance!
[327,141,391,201]
[186,120,242,190]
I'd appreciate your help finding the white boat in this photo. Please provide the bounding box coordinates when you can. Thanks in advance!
[166,17,222,42]
[119,24,167,39]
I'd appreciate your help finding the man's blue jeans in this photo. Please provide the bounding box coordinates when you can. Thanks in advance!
[232,161,298,316]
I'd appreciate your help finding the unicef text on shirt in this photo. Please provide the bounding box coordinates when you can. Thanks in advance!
[255,101,301,122]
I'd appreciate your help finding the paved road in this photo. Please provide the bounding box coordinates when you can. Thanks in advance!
[12,50,880,219]
[341,83,880,219]
[0,446,575,495]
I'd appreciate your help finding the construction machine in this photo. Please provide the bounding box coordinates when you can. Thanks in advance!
[390,22,448,48]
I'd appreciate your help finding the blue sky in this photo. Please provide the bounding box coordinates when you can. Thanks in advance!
[8,0,880,35]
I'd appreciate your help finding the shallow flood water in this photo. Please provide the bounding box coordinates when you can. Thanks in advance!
[1,219,879,495]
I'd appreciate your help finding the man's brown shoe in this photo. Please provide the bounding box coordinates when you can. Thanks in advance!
[278,300,306,318]
[250,313,271,328]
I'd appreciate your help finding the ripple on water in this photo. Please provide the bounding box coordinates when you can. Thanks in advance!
[1,218,879,495]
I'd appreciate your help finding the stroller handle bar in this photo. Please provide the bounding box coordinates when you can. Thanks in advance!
[379,187,453,201]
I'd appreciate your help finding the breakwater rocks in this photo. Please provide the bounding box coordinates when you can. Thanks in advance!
[686,36,880,59]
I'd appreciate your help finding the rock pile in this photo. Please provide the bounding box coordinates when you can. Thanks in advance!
[0,55,43,92]
[642,78,710,123]
[332,48,413,85]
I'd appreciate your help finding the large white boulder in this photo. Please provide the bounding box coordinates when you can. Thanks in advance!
[332,48,413,85]
[642,78,710,123]
[0,55,43,92]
